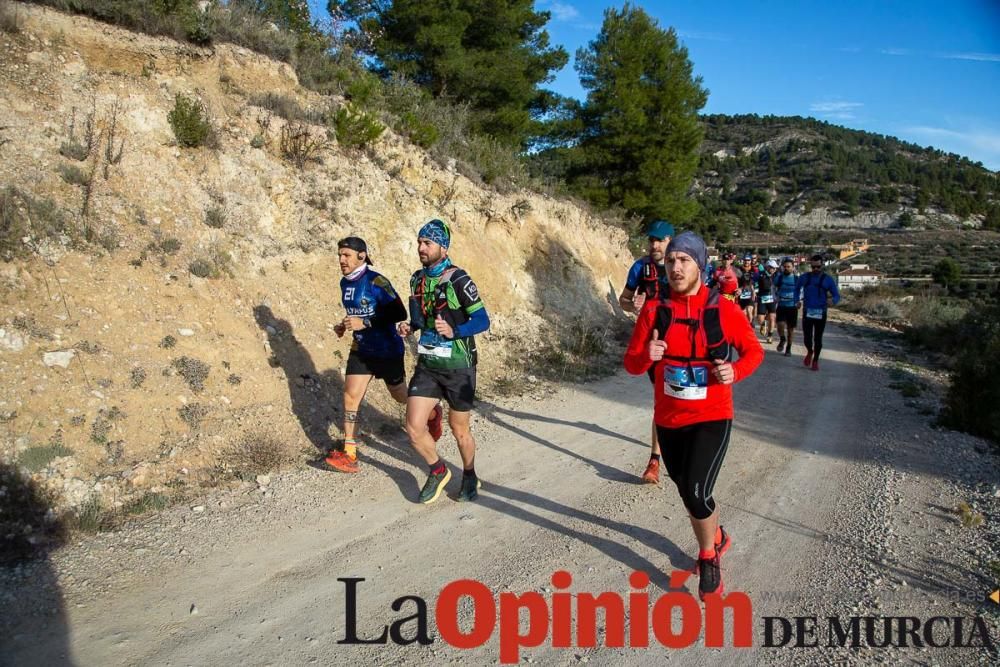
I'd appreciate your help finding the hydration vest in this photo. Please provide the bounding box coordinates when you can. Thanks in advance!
[652,288,732,364]
[411,267,470,332]
[639,260,666,300]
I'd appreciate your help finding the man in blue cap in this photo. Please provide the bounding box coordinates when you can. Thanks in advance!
[397,219,491,504]
[618,219,674,484]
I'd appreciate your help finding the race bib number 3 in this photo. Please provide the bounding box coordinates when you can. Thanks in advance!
[663,364,708,401]
[806,307,825,320]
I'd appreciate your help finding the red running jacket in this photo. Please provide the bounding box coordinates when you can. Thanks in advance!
[624,285,764,429]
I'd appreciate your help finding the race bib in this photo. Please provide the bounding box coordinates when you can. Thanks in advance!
[417,330,453,358]
[740,289,753,300]
[760,294,774,304]
[805,307,825,320]
[663,363,708,401]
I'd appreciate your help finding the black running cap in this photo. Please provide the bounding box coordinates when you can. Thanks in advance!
[338,236,373,264]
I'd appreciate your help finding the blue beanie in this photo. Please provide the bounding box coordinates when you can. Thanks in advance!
[666,231,707,269]
[647,220,675,240]
[418,219,450,249]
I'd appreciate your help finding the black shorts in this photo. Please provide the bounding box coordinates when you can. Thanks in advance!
[656,419,732,520]
[408,365,477,411]
[346,351,405,386]
[776,306,799,328]
[738,298,755,309]
[757,300,777,314]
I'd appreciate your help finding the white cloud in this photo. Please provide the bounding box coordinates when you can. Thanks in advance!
[810,101,864,121]
[939,51,1000,62]
[903,126,1000,154]
[838,46,862,54]
[880,48,913,56]
[811,102,863,113]
[677,30,731,42]
[545,1,579,22]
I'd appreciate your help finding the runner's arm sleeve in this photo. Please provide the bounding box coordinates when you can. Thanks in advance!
[827,275,841,306]
[452,272,489,337]
[722,301,764,382]
[623,301,657,375]
[454,308,490,338]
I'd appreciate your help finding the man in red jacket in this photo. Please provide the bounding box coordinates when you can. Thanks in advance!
[624,231,764,599]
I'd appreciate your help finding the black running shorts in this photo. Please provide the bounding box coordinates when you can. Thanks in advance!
[408,365,477,411]
[346,351,405,386]
[757,300,777,314]
[738,298,754,309]
[656,419,732,520]
[776,305,798,328]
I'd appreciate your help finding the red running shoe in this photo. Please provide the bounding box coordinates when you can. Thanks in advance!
[803,352,813,366]
[324,450,359,474]
[641,458,660,484]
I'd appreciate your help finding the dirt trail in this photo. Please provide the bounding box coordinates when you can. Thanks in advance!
[3,320,998,665]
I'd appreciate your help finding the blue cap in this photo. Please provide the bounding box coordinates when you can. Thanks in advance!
[647,220,675,240]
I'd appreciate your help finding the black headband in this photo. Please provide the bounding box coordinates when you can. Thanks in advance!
[338,236,373,265]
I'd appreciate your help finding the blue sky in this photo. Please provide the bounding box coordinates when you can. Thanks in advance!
[309,1,1000,170]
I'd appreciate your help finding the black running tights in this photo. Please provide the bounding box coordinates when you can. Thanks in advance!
[802,314,828,359]
[656,420,732,520]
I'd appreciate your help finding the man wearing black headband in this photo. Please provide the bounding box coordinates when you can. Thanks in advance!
[323,237,436,473]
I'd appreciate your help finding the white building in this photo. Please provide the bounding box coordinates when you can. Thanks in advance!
[837,264,885,290]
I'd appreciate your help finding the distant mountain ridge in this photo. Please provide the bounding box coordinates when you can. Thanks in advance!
[693,113,999,237]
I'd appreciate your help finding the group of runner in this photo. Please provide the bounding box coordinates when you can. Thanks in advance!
[321,217,839,600]
[322,219,489,505]
[618,223,843,598]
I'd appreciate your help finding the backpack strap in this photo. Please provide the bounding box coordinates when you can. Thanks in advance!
[640,260,659,299]
[702,289,732,362]
[655,288,731,364]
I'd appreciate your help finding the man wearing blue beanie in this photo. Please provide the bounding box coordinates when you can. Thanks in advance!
[397,219,492,504]
[618,219,674,484]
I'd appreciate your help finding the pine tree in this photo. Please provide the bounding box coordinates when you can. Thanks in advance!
[568,4,708,224]
[331,0,567,148]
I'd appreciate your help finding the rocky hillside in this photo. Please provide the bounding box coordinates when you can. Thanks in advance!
[695,113,999,234]
[0,3,633,517]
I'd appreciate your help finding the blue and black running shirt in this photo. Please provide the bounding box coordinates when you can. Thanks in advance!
[625,257,669,300]
[341,269,406,358]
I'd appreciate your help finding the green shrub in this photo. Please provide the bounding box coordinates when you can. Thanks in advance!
[204,205,225,229]
[122,492,169,516]
[168,93,213,148]
[159,236,182,254]
[248,92,306,121]
[331,105,384,150]
[178,402,209,429]
[172,355,210,392]
[942,307,1000,446]
[279,122,329,168]
[58,163,91,186]
[399,111,439,149]
[59,141,90,161]
[70,494,114,533]
[18,443,74,472]
[223,431,294,479]
[903,298,968,348]
[0,186,69,260]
